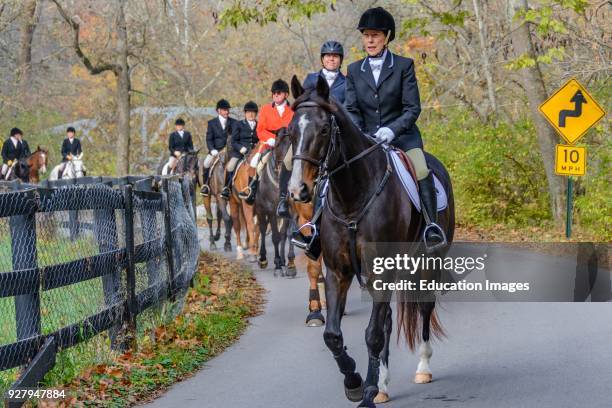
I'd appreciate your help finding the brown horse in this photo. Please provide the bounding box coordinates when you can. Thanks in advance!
[201,150,232,251]
[27,147,48,183]
[274,131,326,326]
[287,76,455,407]
[229,146,260,263]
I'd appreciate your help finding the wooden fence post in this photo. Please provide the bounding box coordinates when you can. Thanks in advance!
[10,184,40,341]
[92,203,122,351]
[135,178,161,287]
[122,185,137,349]
[161,179,176,299]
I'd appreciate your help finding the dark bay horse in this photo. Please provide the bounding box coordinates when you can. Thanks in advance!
[4,159,30,182]
[287,75,455,407]
[201,150,232,251]
[255,134,296,277]
[274,130,326,326]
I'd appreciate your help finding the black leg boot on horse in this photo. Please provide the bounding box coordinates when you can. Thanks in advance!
[201,168,211,196]
[241,175,259,205]
[418,171,447,252]
[276,164,291,218]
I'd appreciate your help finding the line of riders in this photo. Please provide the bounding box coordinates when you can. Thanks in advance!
[1,126,83,181]
[2,7,445,256]
[162,6,447,257]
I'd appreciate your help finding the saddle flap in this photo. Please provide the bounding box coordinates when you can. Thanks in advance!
[389,150,448,213]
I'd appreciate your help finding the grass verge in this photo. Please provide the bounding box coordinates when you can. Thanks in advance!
[21,251,264,407]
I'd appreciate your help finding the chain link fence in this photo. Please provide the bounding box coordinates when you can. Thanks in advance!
[0,175,199,404]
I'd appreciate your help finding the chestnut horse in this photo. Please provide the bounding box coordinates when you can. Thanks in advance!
[27,147,48,183]
[287,76,455,407]
[229,146,260,262]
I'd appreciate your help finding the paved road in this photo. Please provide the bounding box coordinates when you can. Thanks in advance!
[145,227,611,408]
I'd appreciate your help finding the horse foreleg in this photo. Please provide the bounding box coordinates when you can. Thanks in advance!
[286,219,297,277]
[243,203,258,263]
[220,201,233,252]
[305,259,324,327]
[374,306,392,404]
[414,302,435,384]
[229,199,243,259]
[203,197,217,250]
[359,300,392,408]
[257,214,268,269]
[270,215,284,277]
[324,271,363,403]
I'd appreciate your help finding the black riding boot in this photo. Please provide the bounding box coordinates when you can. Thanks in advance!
[221,171,233,199]
[292,194,322,261]
[201,168,211,196]
[276,165,291,218]
[418,172,447,251]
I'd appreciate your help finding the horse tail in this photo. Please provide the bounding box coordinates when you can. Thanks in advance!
[396,301,445,352]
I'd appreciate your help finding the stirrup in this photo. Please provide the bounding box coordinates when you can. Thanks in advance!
[238,187,251,199]
[422,222,447,253]
[291,221,317,250]
[200,185,210,197]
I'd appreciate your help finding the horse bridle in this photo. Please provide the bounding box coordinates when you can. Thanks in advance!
[291,100,394,287]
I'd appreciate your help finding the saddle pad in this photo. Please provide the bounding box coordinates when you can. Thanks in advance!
[389,150,448,212]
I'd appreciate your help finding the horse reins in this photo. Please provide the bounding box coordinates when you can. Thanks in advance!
[292,101,393,288]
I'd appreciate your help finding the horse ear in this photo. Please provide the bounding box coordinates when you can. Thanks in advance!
[316,75,329,101]
[291,75,304,100]
[37,145,40,151]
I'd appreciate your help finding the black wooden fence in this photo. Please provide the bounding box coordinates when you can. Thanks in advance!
[0,175,199,407]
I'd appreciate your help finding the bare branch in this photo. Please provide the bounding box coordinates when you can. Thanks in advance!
[51,0,119,75]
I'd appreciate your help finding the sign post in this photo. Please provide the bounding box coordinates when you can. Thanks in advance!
[539,78,606,238]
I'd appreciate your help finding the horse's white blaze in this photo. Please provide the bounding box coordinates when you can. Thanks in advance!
[378,361,390,393]
[288,113,310,197]
[416,340,433,375]
[40,153,47,173]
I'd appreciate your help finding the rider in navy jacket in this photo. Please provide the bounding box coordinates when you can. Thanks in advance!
[61,127,83,161]
[276,40,347,218]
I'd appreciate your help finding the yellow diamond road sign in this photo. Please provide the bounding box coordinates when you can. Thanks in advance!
[555,144,586,176]
[539,78,606,145]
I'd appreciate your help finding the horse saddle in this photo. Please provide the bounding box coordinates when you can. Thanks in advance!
[232,158,245,184]
[390,149,448,212]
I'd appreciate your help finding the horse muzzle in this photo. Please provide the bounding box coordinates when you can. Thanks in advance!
[291,182,311,203]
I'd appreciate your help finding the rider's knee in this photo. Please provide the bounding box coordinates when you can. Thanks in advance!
[405,148,429,180]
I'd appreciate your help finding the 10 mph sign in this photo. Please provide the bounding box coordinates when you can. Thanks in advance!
[555,145,586,176]
[539,78,605,144]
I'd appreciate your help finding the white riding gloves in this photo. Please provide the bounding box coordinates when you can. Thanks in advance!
[240,146,247,154]
[250,152,261,168]
[173,150,181,158]
[211,149,219,156]
[374,127,395,144]
[265,138,276,147]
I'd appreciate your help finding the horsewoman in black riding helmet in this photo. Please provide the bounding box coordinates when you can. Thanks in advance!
[293,7,446,257]
[348,7,446,248]
[221,101,259,199]
[276,40,347,217]
[1,128,30,180]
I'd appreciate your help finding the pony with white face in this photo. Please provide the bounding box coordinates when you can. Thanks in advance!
[49,153,86,180]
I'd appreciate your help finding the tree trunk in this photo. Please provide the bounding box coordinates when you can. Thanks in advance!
[472,0,497,119]
[509,0,565,222]
[17,0,38,92]
[115,1,131,176]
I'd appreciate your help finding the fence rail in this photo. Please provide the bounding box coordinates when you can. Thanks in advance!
[0,175,199,407]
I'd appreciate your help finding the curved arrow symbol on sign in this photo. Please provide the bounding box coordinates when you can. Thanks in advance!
[558,90,587,127]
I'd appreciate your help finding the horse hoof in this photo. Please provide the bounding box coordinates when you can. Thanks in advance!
[305,310,325,327]
[414,372,432,384]
[210,243,217,250]
[374,392,390,403]
[273,268,284,277]
[344,373,364,402]
[224,244,232,252]
[357,401,376,408]
[248,254,257,263]
[259,260,268,269]
[286,266,297,278]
